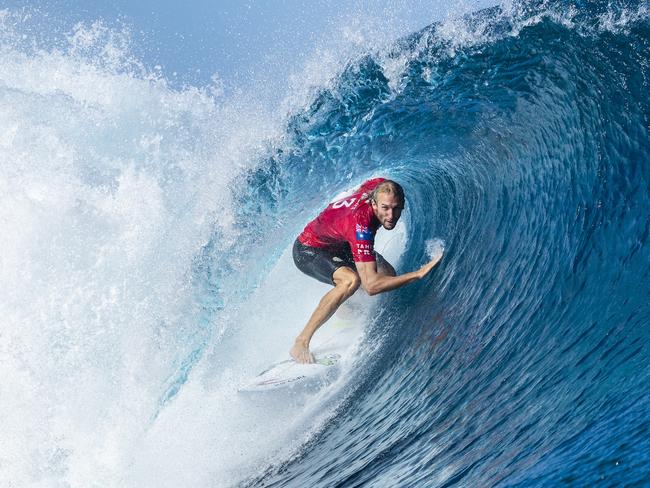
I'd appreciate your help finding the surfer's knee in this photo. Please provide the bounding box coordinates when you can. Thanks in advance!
[333,268,361,297]
[341,277,361,298]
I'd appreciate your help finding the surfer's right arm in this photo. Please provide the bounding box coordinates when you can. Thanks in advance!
[355,255,441,296]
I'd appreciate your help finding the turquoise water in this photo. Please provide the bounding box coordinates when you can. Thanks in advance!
[1,1,648,486]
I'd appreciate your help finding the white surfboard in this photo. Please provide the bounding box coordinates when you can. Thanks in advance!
[238,313,363,393]
[238,353,341,392]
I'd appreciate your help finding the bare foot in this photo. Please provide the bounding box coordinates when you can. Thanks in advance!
[290,341,315,364]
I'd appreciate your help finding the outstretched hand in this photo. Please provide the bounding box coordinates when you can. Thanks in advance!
[417,250,443,279]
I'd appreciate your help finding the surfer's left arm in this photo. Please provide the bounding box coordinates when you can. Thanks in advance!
[355,255,441,296]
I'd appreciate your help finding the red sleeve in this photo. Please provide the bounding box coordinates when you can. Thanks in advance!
[358,177,385,195]
[347,210,376,263]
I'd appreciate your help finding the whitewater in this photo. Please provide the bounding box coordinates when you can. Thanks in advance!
[1,1,649,487]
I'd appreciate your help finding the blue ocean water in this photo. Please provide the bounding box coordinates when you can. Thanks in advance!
[238,2,650,486]
[1,1,648,487]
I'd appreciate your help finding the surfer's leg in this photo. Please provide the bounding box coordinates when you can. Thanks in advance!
[338,253,394,317]
[290,266,360,364]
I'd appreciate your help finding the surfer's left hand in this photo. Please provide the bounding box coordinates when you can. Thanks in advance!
[417,252,443,279]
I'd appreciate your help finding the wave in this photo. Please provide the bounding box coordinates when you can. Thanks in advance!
[1,1,649,487]
[247,1,650,486]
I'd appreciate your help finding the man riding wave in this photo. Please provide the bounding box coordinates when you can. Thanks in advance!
[291,178,443,363]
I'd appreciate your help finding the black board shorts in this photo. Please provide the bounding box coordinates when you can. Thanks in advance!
[293,239,357,285]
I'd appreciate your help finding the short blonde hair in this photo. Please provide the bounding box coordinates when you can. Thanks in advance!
[370,180,405,206]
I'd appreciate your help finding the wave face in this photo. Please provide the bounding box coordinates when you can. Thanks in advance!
[2,1,649,487]
[249,2,650,487]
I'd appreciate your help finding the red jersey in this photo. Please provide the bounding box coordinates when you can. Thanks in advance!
[298,178,385,262]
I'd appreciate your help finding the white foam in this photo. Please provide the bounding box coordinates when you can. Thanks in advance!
[426,237,446,261]
[0,14,285,487]
[597,4,649,34]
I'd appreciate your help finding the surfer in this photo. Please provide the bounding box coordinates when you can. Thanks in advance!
[290,178,443,363]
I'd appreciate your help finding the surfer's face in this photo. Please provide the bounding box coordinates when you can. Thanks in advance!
[372,193,403,230]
